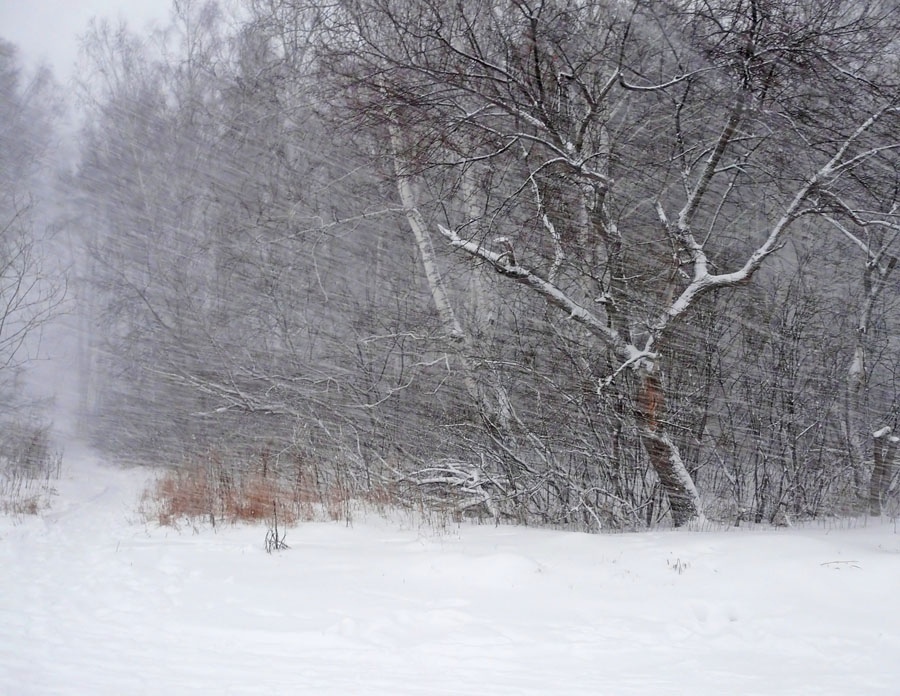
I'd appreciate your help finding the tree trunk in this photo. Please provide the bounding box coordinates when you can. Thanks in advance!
[388,123,512,429]
[868,427,898,516]
[843,344,867,493]
[633,371,702,526]
[842,254,896,505]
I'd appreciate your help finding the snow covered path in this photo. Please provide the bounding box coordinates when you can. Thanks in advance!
[3,453,900,695]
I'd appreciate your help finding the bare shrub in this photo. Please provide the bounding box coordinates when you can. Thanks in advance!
[0,422,62,516]
[265,501,290,553]
[142,451,298,527]
[141,446,404,529]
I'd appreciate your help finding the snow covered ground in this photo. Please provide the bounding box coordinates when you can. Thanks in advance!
[3,449,900,695]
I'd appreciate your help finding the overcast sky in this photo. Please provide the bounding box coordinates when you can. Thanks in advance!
[0,1,173,427]
[1,0,171,82]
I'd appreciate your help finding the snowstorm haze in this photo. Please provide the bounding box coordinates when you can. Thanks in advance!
[0,1,171,79]
[0,0,172,443]
[2,0,900,529]
[4,2,900,693]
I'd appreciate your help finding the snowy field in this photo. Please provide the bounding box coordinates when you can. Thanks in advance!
[3,450,900,695]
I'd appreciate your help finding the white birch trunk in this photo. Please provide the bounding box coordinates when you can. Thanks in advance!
[869,429,899,515]
[387,125,515,516]
[458,165,515,436]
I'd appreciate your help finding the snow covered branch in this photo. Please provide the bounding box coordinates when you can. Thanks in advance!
[437,224,639,364]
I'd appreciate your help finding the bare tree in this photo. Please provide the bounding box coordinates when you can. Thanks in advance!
[324,0,900,525]
[826,212,900,510]
[0,41,66,418]
[68,0,900,527]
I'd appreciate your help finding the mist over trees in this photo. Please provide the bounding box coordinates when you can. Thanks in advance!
[0,39,66,466]
[59,0,900,528]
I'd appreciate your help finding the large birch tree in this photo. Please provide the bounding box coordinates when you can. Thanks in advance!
[324,0,900,525]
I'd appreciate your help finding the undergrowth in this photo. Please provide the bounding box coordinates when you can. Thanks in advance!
[141,447,401,529]
[0,422,62,516]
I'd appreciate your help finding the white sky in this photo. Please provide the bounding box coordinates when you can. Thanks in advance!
[0,0,171,82]
[0,2,175,424]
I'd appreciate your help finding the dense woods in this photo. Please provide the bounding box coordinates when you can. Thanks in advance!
[0,39,66,479]
[5,0,900,529]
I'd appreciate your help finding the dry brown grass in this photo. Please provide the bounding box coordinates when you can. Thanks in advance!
[141,448,402,529]
[0,493,47,516]
[144,464,300,527]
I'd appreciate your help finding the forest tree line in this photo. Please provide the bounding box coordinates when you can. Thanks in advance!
[6,0,900,528]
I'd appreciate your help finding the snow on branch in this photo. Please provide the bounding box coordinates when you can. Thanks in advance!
[525,169,564,284]
[657,103,899,332]
[597,346,659,393]
[618,67,715,92]
[437,225,638,363]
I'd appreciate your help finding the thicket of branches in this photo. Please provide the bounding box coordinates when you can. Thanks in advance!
[0,40,66,511]
[72,0,900,528]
